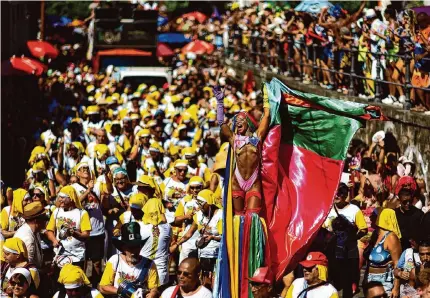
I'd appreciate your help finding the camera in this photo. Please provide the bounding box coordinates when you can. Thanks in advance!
[117,280,149,298]
[58,225,70,240]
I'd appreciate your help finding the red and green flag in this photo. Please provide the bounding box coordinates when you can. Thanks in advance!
[261,78,386,280]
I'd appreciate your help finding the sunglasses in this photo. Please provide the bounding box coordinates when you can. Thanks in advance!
[9,281,26,287]
[190,186,202,190]
[250,282,268,291]
[78,167,89,171]
[177,270,192,278]
[33,192,44,198]
[176,168,187,173]
[373,294,388,298]
[303,265,316,271]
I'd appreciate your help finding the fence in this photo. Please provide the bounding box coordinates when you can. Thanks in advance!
[224,30,430,111]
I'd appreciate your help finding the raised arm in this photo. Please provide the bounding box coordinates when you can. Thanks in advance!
[256,85,271,140]
[213,86,234,145]
[343,0,367,27]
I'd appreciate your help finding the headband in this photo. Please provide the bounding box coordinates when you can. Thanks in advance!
[236,111,257,132]
[175,162,188,168]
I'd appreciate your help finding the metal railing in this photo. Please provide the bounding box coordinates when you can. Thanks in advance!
[224,31,430,111]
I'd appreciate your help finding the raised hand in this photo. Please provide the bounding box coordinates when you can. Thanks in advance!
[213,86,225,125]
[213,86,224,101]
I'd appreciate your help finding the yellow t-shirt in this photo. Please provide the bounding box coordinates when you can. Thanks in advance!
[100,254,159,289]
[1,206,25,232]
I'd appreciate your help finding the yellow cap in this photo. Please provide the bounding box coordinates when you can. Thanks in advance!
[112,93,120,101]
[86,105,100,115]
[203,86,214,97]
[146,120,157,128]
[177,124,187,132]
[174,159,188,168]
[196,189,215,205]
[149,142,164,153]
[229,104,241,114]
[189,176,204,186]
[129,193,148,209]
[32,160,46,173]
[58,264,90,289]
[136,129,151,138]
[94,144,110,159]
[224,98,233,109]
[169,146,180,156]
[86,85,95,94]
[3,238,28,259]
[141,111,152,120]
[183,97,191,104]
[182,112,191,123]
[137,83,148,93]
[171,95,182,104]
[130,113,140,120]
[182,147,197,158]
[208,110,216,122]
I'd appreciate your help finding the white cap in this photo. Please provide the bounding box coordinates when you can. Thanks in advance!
[365,9,376,19]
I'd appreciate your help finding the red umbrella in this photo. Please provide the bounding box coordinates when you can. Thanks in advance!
[181,12,207,23]
[8,56,47,76]
[182,40,214,55]
[156,43,175,57]
[27,40,59,59]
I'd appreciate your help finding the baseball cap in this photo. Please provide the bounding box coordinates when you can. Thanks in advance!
[299,252,328,268]
[248,267,271,284]
[106,156,119,166]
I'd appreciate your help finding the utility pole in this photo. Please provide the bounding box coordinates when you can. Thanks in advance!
[40,0,45,40]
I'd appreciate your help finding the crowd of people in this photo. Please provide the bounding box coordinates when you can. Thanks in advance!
[184,1,430,113]
[1,1,430,298]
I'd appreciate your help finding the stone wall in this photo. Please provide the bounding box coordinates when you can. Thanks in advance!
[226,59,430,186]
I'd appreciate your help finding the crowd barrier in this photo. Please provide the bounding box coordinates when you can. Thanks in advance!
[225,31,430,110]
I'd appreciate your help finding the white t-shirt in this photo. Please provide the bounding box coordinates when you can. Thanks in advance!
[188,163,208,179]
[86,141,117,159]
[145,156,171,174]
[100,254,158,288]
[72,182,105,236]
[111,185,137,206]
[194,209,223,259]
[176,197,200,251]
[161,285,212,298]
[47,208,92,262]
[53,289,103,298]
[323,204,363,233]
[64,155,90,175]
[289,278,338,298]
[140,223,172,285]
[162,177,187,205]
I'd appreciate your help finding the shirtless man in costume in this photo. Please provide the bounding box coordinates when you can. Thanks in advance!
[213,86,270,215]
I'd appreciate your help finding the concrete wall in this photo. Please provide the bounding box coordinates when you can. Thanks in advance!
[226,59,430,186]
